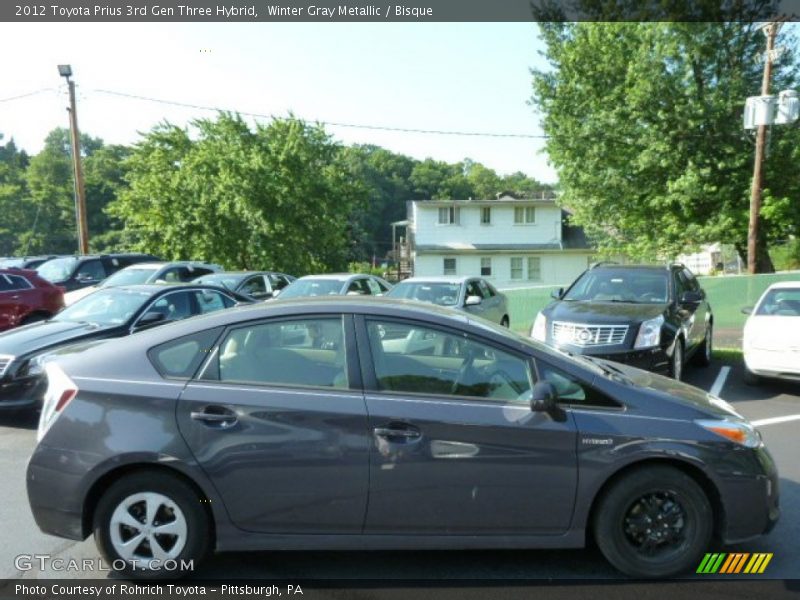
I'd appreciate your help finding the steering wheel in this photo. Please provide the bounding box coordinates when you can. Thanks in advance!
[450,350,476,394]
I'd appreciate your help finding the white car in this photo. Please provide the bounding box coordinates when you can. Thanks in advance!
[63,261,222,306]
[742,281,800,384]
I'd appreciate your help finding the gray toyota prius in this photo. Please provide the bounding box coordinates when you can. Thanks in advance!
[27,297,778,579]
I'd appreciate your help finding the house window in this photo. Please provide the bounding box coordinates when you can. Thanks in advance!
[443,258,457,275]
[510,257,523,280]
[480,207,491,225]
[514,206,535,224]
[438,206,460,225]
[480,257,492,276]
[527,257,541,281]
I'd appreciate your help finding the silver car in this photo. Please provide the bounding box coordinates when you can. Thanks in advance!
[387,276,510,327]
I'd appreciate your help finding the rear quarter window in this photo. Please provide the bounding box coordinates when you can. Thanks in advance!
[148,327,223,379]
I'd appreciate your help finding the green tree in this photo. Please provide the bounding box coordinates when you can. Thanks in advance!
[531,19,800,270]
[0,135,31,255]
[109,113,365,274]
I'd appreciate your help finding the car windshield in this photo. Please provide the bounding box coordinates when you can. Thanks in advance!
[387,281,461,306]
[755,288,800,316]
[278,278,345,298]
[53,288,152,326]
[562,269,669,304]
[194,274,244,290]
[37,257,78,282]
[101,267,160,287]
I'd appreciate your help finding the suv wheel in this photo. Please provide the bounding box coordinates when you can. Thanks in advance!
[93,471,210,579]
[593,465,712,578]
[692,324,712,367]
[670,338,684,380]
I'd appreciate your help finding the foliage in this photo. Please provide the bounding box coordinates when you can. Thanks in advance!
[770,238,800,271]
[108,113,366,274]
[0,135,31,256]
[531,17,800,271]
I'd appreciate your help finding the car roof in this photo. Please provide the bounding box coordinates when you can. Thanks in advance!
[765,281,800,291]
[120,261,219,269]
[398,276,471,284]
[593,264,670,271]
[90,283,231,295]
[297,273,361,281]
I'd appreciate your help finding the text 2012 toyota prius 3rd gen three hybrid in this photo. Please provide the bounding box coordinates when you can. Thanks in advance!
[26,297,778,579]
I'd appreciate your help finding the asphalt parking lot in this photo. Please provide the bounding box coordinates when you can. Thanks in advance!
[0,356,797,582]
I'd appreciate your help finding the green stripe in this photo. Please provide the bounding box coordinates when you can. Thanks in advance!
[710,553,727,574]
[696,554,713,573]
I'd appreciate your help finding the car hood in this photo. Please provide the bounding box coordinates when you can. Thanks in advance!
[600,359,744,420]
[63,285,99,306]
[0,319,115,359]
[545,300,666,324]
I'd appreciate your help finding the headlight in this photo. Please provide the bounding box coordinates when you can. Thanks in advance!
[25,354,53,377]
[696,419,762,448]
[530,313,547,341]
[634,315,664,349]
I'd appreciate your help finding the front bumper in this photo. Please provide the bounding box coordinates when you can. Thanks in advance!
[554,343,670,374]
[0,375,46,410]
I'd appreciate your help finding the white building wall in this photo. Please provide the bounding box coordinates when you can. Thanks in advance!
[414,204,563,247]
[414,252,592,288]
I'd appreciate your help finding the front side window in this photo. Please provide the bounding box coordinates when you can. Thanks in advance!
[480,257,492,276]
[527,257,541,281]
[147,291,195,321]
[537,360,619,407]
[366,319,532,402]
[216,317,348,388]
[443,258,457,275]
[466,280,483,299]
[510,257,523,279]
[241,276,268,297]
[195,290,233,314]
[347,278,371,295]
[76,260,106,282]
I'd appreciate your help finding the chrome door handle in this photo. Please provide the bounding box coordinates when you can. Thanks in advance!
[190,408,238,427]
[374,427,421,439]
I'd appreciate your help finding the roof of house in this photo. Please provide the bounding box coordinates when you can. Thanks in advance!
[415,192,557,206]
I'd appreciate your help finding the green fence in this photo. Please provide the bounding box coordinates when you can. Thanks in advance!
[501,271,800,337]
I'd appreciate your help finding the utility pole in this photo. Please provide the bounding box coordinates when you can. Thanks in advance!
[747,22,780,274]
[58,65,90,254]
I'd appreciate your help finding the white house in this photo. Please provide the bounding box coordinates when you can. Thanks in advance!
[407,193,594,288]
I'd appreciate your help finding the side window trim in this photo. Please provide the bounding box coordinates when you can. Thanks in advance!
[356,315,534,403]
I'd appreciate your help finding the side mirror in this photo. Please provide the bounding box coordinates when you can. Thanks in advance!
[741,306,753,315]
[271,289,281,298]
[530,380,557,412]
[680,290,702,304]
[550,288,564,300]
[465,295,482,306]
[133,311,166,331]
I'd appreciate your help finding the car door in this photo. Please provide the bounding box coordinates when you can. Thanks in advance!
[0,274,32,329]
[682,268,709,351]
[673,269,702,351]
[74,259,107,288]
[176,314,370,533]
[462,279,489,319]
[358,316,578,535]
[478,279,503,323]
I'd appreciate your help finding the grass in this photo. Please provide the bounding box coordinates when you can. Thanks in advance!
[712,347,743,363]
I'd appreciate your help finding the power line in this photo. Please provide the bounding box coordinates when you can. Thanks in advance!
[92,88,548,139]
[0,88,55,103]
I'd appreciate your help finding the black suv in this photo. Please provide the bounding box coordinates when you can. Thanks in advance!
[35,253,161,292]
[531,263,713,380]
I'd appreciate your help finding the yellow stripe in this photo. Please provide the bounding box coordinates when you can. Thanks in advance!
[744,554,759,574]
[758,554,773,574]
[720,554,736,574]
[734,553,750,574]
[748,554,766,574]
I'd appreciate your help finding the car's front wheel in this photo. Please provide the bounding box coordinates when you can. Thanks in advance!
[93,471,211,579]
[670,338,684,380]
[593,465,713,578]
[693,323,712,367]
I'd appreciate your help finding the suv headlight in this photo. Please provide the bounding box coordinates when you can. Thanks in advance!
[25,354,54,378]
[530,312,547,342]
[696,419,762,448]
[634,315,664,349]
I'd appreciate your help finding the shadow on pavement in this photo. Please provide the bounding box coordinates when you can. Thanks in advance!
[0,409,39,431]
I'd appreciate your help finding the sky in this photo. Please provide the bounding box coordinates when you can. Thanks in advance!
[0,22,556,182]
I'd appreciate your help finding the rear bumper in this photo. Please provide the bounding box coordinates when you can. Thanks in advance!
[744,350,800,381]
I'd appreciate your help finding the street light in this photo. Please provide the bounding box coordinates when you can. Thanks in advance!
[58,64,89,254]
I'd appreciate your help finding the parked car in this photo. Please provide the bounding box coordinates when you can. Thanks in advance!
[27,297,777,579]
[275,273,391,299]
[63,261,223,306]
[0,283,242,412]
[386,276,509,326]
[0,255,62,270]
[0,269,65,332]
[742,281,800,384]
[36,254,161,292]
[531,263,713,380]
[192,271,295,301]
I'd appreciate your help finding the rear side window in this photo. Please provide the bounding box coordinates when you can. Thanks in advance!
[0,274,32,291]
[149,327,222,379]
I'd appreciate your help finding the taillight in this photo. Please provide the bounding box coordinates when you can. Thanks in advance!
[38,363,78,442]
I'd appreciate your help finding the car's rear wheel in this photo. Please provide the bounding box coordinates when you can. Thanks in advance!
[593,465,712,578]
[501,316,510,328]
[670,338,684,380]
[93,471,210,579]
[692,324,712,367]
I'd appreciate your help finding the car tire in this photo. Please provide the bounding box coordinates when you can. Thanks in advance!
[692,324,712,367]
[593,465,713,579]
[501,316,510,328]
[670,338,684,381]
[743,365,761,386]
[93,471,211,580]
